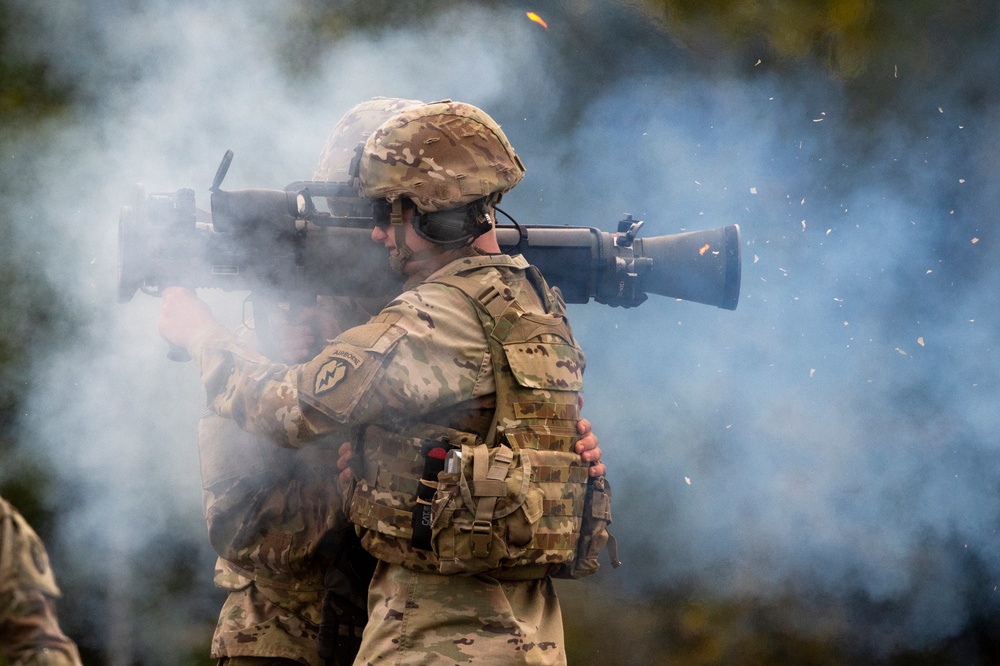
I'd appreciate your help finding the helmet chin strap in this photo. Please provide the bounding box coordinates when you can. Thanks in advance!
[387,199,464,275]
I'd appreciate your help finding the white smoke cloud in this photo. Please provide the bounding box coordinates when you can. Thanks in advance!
[554,50,1000,655]
[8,1,561,660]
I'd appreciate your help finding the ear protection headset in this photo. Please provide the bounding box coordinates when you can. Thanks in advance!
[372,195,496,248]
[412,197,494,247]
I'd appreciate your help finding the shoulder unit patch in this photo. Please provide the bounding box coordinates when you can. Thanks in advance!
[314,350,363,394]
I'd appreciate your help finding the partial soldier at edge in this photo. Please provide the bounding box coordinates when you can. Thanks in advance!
[0,496,83,666]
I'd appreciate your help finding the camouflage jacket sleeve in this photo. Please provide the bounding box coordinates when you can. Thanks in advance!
[199,412,349,586]
[190,279,491,448]
[0,500,83,666]
[196,318,354,586]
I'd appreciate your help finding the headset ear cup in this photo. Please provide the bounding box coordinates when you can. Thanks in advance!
[415,208,468,244]
[412,197,494,246]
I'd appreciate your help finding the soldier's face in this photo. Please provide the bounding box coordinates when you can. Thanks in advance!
[370,207,421,249]
[371,208,438,275]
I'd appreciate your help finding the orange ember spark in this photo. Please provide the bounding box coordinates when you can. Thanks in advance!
[699,244,711,255]
[527,11,548,29]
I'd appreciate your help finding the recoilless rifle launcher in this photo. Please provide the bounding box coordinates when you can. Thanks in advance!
[119,150,742,315]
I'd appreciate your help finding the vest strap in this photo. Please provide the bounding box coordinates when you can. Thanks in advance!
[469,443,514,556]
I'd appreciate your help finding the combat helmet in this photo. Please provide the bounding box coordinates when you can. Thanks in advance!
[358,100,525,247]
[314,96,425,182]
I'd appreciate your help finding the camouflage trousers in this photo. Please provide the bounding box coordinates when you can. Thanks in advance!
[218,658,303,665]
[355,562,566,665]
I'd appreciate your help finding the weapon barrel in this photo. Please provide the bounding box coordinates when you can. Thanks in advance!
[497,224,741,309]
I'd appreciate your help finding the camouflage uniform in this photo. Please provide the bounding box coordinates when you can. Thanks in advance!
[359,560,564,665]
[0,497,82,666]
[200,300,377,666]
[183,101,589,664]
[200,411,348,665]
[189,251,574,664]
[200,98,423,666]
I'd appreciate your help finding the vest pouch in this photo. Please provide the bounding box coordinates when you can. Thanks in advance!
[431,442,544,575]
[348,427,443,573]
[553,474,619,579]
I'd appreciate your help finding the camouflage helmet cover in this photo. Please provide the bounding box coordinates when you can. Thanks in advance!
[313,96,425,181]
[358,100,526,213]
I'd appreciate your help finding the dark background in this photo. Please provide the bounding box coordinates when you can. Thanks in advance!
[2,1,999,663]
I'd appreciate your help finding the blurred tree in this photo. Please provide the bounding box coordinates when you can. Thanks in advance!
[0,0,77,510]
[0,0,71,125]
[636,0,878,77]
[0,0,85,659]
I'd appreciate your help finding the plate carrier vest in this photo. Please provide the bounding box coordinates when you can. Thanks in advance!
[347,263,616,579]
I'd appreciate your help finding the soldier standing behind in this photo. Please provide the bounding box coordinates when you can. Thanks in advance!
[199,97,423,666]
[0,496,82,666]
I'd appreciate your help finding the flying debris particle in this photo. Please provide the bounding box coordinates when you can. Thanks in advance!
[699,244,710,256]
[939,106,944,113]
[801,220,806,231]
[959,178,966,184]
[896,348,908,355]
[754,59,762,66]
[753,254,760,264]
[526,11,548,29]
[809,368,816,378]
[684,476,692,485]
[926,270,933,275]
[694,180,701,185]
[750,187,758,194]
[813,112,826,122]
[801,197,805,205]
[972,237,980,244]
[894,64,898,78]
[826,229,832,235]
[918,337,925,346]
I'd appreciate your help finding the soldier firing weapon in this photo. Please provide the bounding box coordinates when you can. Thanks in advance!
[118,151,742,357]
